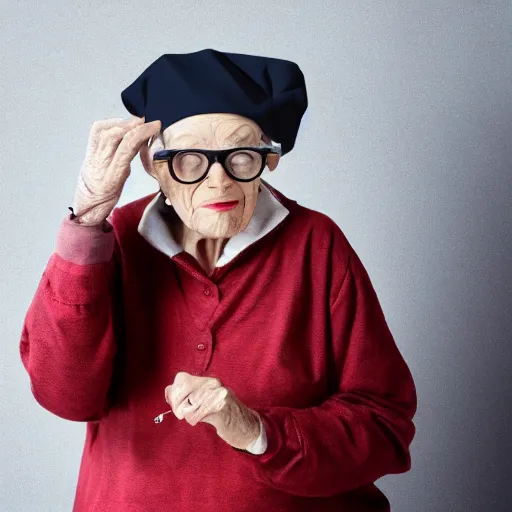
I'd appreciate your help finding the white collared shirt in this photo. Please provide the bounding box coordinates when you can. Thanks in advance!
[137,180,290,267]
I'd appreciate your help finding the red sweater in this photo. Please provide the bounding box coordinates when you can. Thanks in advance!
[20,183,416,512]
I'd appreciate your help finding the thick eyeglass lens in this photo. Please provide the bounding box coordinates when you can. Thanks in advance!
[173,152,208,182]
[173,150,263,182]
[226,150,263,179]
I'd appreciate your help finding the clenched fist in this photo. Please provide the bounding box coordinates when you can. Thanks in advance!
[72,116,161,226]
[165,372,261,450]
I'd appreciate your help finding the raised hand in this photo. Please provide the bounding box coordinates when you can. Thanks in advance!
[72,116,161,226]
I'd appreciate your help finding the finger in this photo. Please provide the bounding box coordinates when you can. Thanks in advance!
[86,117,144,154]
[111,120,161,169]
[174,382,210,422]
[147,128,163,148]
[167,374,197,412]
[186,387,228,426]
[164,385,172,404]
[167,383,189,413]
[168,374,222,413]
[175,397,200,420]
[172,390,194,417]
[91,116,144,135]
[178,378,221,414]
[96,122,147,160]
[97,125,131,152]
[182,390,213,425]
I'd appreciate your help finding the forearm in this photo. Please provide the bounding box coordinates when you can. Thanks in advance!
[20,216,119,421]
[249,386,415,497]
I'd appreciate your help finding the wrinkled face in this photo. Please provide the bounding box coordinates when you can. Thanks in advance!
[148,113,268,239]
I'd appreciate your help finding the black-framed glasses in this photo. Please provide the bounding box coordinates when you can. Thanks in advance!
[152,145,281,184]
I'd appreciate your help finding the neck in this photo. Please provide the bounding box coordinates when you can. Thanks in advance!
[171,219,229,274]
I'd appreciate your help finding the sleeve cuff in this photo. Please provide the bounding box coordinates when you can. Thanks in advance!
[246,416,268,455]
[55,216,115,264]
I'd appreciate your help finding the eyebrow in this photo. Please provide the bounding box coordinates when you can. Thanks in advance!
[167,131,259,148]
[171,133,200,142]
[170,134,209,147]
[226,125,260,143]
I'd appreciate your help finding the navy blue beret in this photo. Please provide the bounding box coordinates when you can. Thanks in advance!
[120,48,308,156]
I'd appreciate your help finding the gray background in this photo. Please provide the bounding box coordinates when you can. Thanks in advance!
[1,1,511,511]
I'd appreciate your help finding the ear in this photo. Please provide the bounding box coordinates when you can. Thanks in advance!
[266,153,280,172]
[261,132,280,172]
[139,135,162,179]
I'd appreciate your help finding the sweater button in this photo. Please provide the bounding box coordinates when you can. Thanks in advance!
[197,343,206,351]
[203,287,211,296]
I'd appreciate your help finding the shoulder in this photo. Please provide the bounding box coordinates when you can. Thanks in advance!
[266,182,355,294]
[268,182,353,267]
[297,204,350,255]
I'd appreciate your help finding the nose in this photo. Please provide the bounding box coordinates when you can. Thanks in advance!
[207,162,234,188]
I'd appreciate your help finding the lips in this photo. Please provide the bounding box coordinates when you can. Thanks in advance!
[202,200,240,212]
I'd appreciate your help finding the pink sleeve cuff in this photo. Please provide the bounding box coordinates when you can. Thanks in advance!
[55,216,115,264]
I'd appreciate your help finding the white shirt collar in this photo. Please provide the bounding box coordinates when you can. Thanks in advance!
[137,181,289,267]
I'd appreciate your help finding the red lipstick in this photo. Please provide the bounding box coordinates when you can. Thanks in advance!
[202,200,239,212]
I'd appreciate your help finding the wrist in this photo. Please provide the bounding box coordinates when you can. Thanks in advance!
[243,414,267,455]
[243,411,262,448]
[68,207,113,232]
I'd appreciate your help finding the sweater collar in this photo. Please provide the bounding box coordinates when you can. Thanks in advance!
[137,181,289,267]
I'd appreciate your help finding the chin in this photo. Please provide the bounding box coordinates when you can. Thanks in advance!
[197,213,246,239]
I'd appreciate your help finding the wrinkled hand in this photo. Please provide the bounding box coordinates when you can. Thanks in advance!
[73,116,161,226]
[165,372,261,450]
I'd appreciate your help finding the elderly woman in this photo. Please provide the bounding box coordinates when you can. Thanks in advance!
[20,49,417,512]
